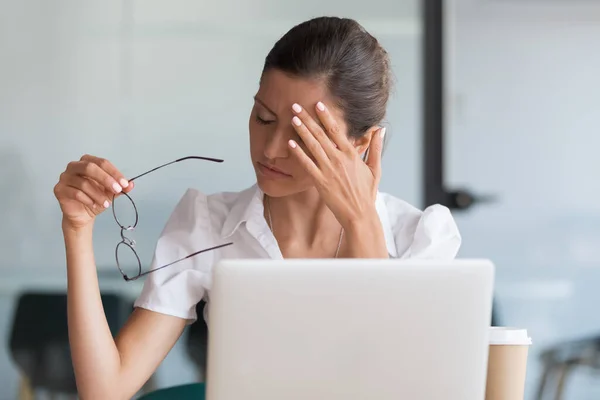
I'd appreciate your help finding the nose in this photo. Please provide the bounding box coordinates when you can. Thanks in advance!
[263,126,290,160]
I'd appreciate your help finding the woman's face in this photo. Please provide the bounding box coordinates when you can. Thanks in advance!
[249,69,349,198]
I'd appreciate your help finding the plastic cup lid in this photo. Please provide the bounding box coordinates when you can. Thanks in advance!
[489,327,532,345]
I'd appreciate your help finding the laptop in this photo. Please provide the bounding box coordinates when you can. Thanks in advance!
[205,259,494,400]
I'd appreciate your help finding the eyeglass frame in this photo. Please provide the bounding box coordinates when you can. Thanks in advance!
[112,156,233,281]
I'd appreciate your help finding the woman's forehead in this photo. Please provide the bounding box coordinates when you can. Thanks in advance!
[257,70,333,111]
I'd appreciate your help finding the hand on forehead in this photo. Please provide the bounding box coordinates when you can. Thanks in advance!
[256,69,348,134]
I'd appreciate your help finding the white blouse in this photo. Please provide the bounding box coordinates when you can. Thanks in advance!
[133,184,462,323]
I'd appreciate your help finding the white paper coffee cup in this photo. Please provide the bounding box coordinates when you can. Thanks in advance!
[485,327,531,400]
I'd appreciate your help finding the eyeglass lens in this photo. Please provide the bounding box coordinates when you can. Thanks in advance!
[112,156,232,281]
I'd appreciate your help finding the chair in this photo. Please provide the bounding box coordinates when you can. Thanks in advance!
[137,383,205,400]
[8,292,133,399]
[535,335,600,400]
[186,300,209,381]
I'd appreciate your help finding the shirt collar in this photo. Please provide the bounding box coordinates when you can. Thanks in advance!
[220,184,265,239]
[221,184,398,257]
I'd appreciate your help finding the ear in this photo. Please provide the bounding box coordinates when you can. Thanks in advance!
[350,126,380,156]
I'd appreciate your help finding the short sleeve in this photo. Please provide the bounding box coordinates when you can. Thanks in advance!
[134,189,214,323]
[406,204,462,259]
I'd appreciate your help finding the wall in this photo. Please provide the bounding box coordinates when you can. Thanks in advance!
[448,1,600,398]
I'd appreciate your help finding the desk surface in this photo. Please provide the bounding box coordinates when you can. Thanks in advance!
[1,267,144,299]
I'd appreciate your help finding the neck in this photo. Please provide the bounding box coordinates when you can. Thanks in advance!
[265,187,341,244]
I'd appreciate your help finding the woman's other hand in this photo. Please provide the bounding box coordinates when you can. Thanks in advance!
[54,154,133,230]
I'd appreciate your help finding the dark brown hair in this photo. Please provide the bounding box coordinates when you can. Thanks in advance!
[262,16,392,138]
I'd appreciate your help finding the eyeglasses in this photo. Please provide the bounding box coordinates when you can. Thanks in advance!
[112,156,233,281]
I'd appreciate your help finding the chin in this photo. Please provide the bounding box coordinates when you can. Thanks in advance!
[256,176,308,198]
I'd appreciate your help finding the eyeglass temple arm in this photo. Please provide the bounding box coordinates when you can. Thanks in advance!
[128,156,224,182]
[128,242,234,280]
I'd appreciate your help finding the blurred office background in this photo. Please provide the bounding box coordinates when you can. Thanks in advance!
[0,0,599,399]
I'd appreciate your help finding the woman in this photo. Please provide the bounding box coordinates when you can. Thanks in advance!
[54,16,460,399]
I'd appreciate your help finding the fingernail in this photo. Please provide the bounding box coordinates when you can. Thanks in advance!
[112,182,122,193]
[103,200,110,208]
[292,116,302,126]
[92,203,97,209]
[316,102,325,111]
[292,103,302,113]
[120,179,129,188]
[380,127,387,139]
[288,140,298,149]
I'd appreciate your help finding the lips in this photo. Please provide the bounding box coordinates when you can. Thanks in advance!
[264,164,288,175]
[257,162,292,178]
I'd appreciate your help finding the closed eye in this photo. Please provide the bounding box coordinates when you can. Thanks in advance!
[255,116,275,125]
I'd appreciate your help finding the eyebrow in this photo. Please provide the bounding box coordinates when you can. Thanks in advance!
[253,96,277,117]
